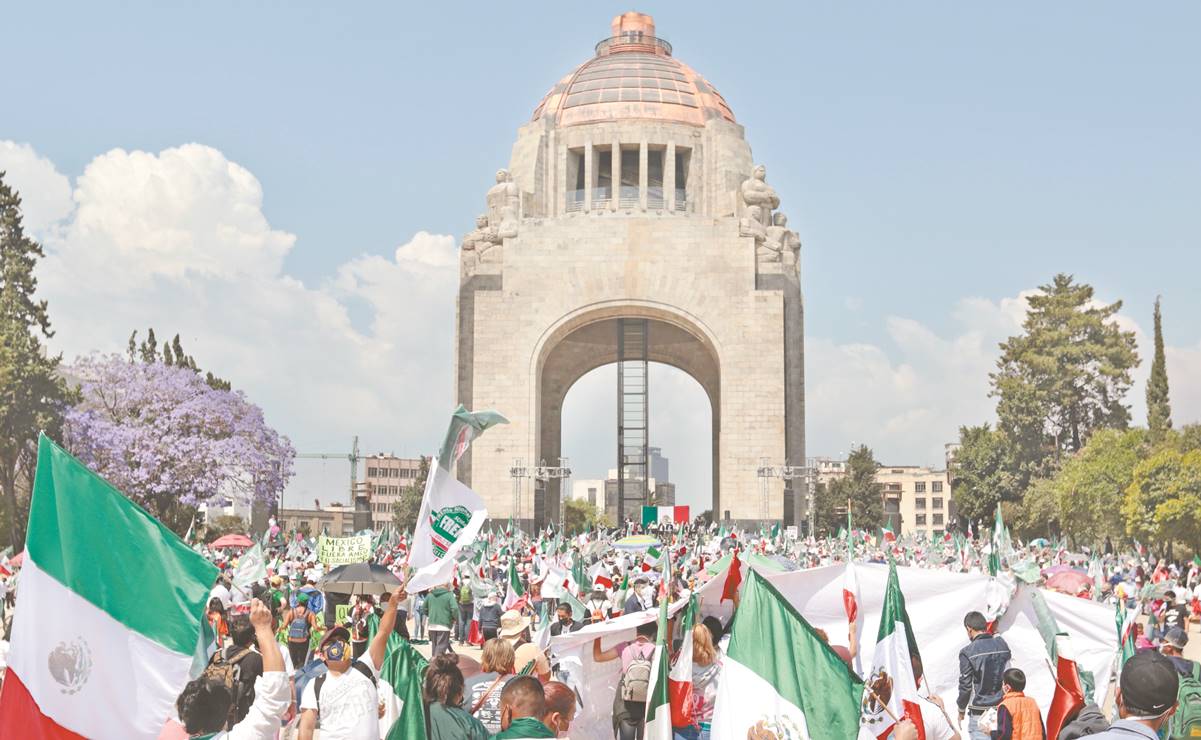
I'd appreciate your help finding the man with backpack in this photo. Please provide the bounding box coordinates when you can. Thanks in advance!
[1159,627,1201,738]
[297,585,405,740]
[283,591,318,670]
[457,580,475,645]
[202,612,264,729]
[593,619,659,740]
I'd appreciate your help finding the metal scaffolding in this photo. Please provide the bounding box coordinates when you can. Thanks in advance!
[617,318,650,525]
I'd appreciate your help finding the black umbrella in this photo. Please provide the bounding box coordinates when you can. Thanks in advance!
[317,562,402,596]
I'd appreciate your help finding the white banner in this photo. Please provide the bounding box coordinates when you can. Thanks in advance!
[317,534,372,566]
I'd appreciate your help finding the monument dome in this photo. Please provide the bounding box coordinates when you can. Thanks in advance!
[532,12,735,128]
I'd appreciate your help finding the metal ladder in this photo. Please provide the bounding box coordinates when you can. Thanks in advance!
[617,319,649,526]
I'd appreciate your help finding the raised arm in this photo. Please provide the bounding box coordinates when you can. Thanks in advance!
[250,599,283,673]
[593,637,620,663]
[369,585,406,669]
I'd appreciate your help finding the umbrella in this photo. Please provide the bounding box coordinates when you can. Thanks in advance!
[1040,564,1081,577]
[318,562,402,596]
[1045,570,1093,595]
[613,535,660,552]
[210,533,253,549]
[1028,538,1050,547]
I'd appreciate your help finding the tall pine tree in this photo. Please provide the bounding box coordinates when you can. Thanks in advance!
[1146,296,1172,442]
[0,172,72,547]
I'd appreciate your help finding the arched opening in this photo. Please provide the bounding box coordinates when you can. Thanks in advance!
[531,307,721,527]
[559,363,713,525]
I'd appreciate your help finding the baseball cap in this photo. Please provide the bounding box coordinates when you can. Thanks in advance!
[1121,650,1179,715]
[320,626,351,651]
[1163,627,1189,650]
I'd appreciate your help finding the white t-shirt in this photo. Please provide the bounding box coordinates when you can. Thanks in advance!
[210,583,232,609]
[299,653,381,739]
[917,694,957,740]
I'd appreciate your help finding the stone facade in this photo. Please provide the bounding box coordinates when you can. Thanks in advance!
[454,13,805,527]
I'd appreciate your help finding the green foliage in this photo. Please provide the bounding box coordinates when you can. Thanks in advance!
[951,424,1023,526]
[828,445,882,529]
[127,328,231,390]
[204,514,248,539]
[1146,297,1172,441]
[811,479,844,536]
[563,497,609,534]
[1123,448,1201,548]
[991,274,1139,459]
[0,173,73,548]
[1020,429,1143,543]
[392,456,429,533]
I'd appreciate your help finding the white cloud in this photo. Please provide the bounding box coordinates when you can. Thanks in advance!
[0,141,458,508]
[0,141,73,237]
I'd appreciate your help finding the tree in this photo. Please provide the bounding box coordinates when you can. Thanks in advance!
[0,172,73,548]
[950,424,1023,526]
[1123,448,1201,550]
[991,274,1139,460]
[1042,429,1143,544]
[127,328,230,390]
[810,479,843,536]
[563,498,609,534]
[1146,297,1172,442]
[392,455,429,533]
[63,354,295,533]
[204,514,248,538]
[828,445,882,529]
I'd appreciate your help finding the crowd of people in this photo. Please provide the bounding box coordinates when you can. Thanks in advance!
[1,516,1201,739]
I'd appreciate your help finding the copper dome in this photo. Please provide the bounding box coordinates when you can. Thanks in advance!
[532,13,736,128]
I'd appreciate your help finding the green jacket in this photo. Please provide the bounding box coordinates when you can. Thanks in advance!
[425,587,458,628]
[427,702,488,740]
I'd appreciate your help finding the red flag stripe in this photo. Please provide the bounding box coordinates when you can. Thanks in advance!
[0,669,88,739]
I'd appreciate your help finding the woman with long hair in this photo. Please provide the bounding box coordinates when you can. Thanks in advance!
[423,654,489,740]
[674,624,723,740]
[461,638,516,733]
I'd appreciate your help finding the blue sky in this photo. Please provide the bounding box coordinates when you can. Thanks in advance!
[2,2,1198,511]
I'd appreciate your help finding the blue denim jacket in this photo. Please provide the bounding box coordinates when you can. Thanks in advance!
[957,632,1011,711]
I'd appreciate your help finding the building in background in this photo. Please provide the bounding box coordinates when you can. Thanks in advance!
[876,465,952,538]
[649,446,669,486]
[363,454,423,530]
[278,503,356,537]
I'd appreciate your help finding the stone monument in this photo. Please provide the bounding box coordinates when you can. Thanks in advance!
[454,12,806,527]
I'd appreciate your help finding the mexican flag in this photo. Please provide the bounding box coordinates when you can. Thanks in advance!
[643,555,673,740]
[503,558,526,610]
[860,560,924,740]
[407,405,507,592]
[642,505,689,526]
[0,435,218,738]
[380,638,430,740]
[989,503,1010,577]
[880,526,897,544]
[641,545,663,572]
[711,570,864,739]
[669,595,700,728]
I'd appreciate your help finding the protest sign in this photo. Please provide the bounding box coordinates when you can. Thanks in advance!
[318,534,372,565]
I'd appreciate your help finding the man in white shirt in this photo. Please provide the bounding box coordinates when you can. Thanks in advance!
[210,576,233,609]
[297,587,404,740]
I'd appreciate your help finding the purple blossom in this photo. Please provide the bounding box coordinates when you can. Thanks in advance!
[63,354,295,528]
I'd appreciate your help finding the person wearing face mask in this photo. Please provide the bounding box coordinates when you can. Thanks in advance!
[1077,650,1178,739]
[550,603,581,637]
[542,680,578,738]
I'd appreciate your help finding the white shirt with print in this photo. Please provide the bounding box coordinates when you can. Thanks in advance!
[299,652,381,740]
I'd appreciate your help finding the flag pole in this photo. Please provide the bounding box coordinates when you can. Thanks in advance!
[862,683,901,723]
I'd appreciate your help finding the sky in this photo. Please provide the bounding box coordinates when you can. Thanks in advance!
[1,2,1199,512]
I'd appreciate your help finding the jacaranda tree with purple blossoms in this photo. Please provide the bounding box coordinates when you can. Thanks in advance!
[63,354,295,534]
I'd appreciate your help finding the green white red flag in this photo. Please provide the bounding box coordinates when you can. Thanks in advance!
[408,405,507,592]
[859,560,925,740]
[0,435,218,739]
[669,594,699,728]
[643,552,673,740]
[711,569,864,739]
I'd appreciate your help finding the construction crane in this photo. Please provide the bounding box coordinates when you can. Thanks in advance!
[296,436,362,501]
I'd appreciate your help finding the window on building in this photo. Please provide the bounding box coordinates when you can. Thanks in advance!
[588,487,597,506]
[367,467,378,478]
[647,148,665,209]
[619,146,639,207]
[567,148,585,212]
[933,513,944,525]
[914,481,926,493]
[674,148,690,211]
[915,499,926,510]
[933,497,943,509]
[915,514,927,526]
[932,481,944,493]
[933,530,943,539]
[595,149,613,206]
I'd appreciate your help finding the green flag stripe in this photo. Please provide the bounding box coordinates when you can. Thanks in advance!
[28,435,219,655]
[877,560,921,661]
[727,570,864,736]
